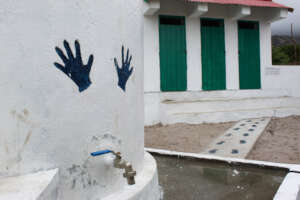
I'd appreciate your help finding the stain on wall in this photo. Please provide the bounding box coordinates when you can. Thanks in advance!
[54,40,94,92]
[114,45,134,91]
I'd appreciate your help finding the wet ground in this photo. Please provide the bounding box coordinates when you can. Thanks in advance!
[153,154,287,200]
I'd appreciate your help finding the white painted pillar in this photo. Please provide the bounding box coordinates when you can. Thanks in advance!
[144,15,161,92]
[260,20,272,89]
[186,17,202,91]
[225,18,240,90]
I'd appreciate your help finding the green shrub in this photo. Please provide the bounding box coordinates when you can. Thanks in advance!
[272,46,290,65]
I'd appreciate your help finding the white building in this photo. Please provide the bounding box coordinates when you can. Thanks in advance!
[143,0,300,125]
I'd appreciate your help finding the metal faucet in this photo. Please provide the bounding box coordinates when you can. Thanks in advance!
[113,152,137,185]
[91,150,137,185]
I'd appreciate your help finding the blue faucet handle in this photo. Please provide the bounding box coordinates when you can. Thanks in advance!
[90,150,114,157]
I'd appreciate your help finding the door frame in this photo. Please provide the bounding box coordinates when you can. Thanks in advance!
[200,17,227,91]
[238,20,261,90]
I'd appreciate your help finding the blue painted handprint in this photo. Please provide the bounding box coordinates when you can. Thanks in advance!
[114,46,134,91]
[54,40,94,92]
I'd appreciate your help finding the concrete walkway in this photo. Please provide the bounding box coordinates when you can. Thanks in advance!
[202,118,271,158]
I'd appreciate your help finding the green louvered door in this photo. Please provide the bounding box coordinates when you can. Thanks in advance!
[201,18,226,91]
[159,16,187,92]
[238,21,261,89]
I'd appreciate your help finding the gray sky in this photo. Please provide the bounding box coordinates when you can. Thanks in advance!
[272,0,300,35]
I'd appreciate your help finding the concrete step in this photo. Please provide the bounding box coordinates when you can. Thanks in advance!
[160,97,300,124]
[156,89,290,102]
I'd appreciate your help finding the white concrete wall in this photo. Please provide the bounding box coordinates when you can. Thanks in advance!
[0,0,148,199]
[264,66,300,97]
[144,1,275,93]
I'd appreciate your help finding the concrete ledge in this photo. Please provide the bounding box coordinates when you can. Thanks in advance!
[102,152,160,200]
[274,173,300,200]
[144,89,291,102]
[0,169,59,200]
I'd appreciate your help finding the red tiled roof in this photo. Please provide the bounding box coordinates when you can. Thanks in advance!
[186,0,293,12]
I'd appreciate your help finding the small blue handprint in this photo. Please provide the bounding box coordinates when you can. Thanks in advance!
[54,40,94,92]
[114,46,134,92]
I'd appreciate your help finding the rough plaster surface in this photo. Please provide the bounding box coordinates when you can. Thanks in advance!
[0,169,59,200]
[0,1,159,199]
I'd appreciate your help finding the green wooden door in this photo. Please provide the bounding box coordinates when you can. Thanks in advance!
[201,18,226,91]
[238,21,261,89]
[159,16,187,92]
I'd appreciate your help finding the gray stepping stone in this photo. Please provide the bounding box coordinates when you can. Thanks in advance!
[209,149,218,154]
[232,149,239,154]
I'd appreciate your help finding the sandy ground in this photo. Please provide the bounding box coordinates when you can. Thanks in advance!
[247,116,300,164]
[145,116,300,164]
[145,122,234,153]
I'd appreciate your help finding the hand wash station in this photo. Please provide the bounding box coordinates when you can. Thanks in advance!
[0,0,159,199]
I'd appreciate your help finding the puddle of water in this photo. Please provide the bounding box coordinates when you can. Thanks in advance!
[154,154,286,200]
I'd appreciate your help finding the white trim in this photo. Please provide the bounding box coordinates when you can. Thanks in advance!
[266,8,288,23]
[228,5,251,20]
[144,0,160,16]
[189,3,208,18]
[274,173,300,200]
[145,147,300,172]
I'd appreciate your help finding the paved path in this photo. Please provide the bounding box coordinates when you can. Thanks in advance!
[202,118,271,158]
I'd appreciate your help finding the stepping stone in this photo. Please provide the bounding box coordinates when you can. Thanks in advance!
[202,118,270,158]
[209,149,218,154]
[232,149,239,154]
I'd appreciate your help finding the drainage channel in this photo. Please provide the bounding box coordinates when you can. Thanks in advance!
[153,153,287,200]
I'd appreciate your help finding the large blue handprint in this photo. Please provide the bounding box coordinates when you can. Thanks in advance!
[114,46,134,92]
[54,40,94,92]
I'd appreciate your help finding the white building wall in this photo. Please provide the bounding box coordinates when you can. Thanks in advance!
[144,0,300,125]
[225,18,239,90]
[186,18,202,91]
[0,0,159,200]
[144,15,160,92]
[144,1,252,93]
